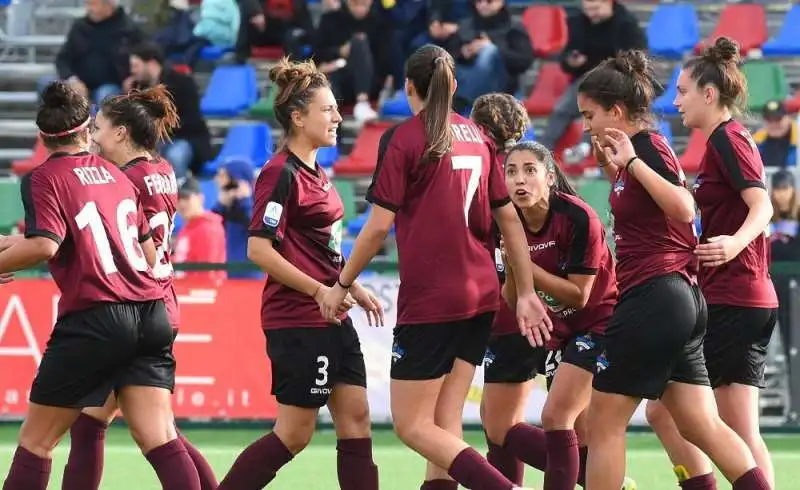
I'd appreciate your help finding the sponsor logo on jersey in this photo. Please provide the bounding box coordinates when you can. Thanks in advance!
[263,201,283,228]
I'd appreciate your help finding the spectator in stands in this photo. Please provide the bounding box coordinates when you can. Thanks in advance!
[754,100,798,168]
[444,0,533,106]
[384,0,431,94]
[213,157,262,278]
[153,0,197,63]
[128,42,213,178]
[314,0,391,124]
[187,0,241,67]
[234,0,313,63]
[45,0,143,106]
[174,179,228,281]
[539,0,646,150]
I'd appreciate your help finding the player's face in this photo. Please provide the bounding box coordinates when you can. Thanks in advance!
[91,111,126,163]
[674,69,707,129]
[577,92,619,145]
[505,150,554,208]
[294,87,342,148]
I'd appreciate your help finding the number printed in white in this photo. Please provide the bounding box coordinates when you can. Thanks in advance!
[451,155,483,226]
[149,211,176,279]
[76,199,149,274]
[315,355,329,386]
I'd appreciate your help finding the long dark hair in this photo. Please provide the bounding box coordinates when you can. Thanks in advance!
[506,141,578,196]
[100,84,180,151]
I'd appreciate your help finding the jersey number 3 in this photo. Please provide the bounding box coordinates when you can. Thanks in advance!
[451,156,482,226]
[76,200,148,274]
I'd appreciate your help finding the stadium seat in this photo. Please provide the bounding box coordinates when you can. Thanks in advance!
[333,178,357,222]
[341,237,355,259]
[653,67,680,115]
[742,61,788,112]
[695,4,767,55]
[347,206,370,236]
[204,122,272,175]
[647,4,700,59]
[679,129,706,174]
[199,45,233,61]
[333,121,394,176]
[199,178,219,209]
[251,46,283,60]
[786,89,800,113]
[317,145,339,168]
[554,121,593,176]
[0,178,24,231]
[381,91,412,118]
[762,5,800,57]
[521,125,536,142]
[249,86,276,120]
[577,178,611,225]
[521,5,568,58]
[658,119,673,146]
[200,65,258,117]
[11,138,49,176]
[524,63,571,116]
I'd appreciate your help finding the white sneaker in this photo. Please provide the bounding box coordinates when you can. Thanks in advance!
[353,101,378,124]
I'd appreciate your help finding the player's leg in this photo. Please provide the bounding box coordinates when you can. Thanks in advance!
[61,394,118,490]
[175,428,217,490]
[327,318,379,490]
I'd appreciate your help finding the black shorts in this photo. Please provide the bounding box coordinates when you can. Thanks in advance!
[484,334,546,384]
[391,312,494,380]
[543,333,605,390]
[593,273,710,400]
[265,317,367,409]
[704,305,777,389]
[30,300,175,409]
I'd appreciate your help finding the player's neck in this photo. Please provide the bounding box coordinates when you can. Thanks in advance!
[287,139,318,170]
[522,201,549,233]
[52,144,86,155]
[116,149,151,166]
[616,121,644,139]
[699,109,732,136]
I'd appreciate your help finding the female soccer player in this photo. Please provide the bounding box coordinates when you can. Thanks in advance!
[577,49,771,490]
[320,44,550,490]
[217,58,383,490]
[645,37,777,490]
[57,85,218,490]
[0,81,201,490]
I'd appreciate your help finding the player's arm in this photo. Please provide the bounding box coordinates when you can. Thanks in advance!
[734,187,772,246]
[141,237,157,267]
[247,236,324,297]
[531,266,595,309]
[493,203,535,295]
[0,236,58,273]
[135,204,157,268]
[500,249,518,308]
[0,234,24,252]
[338,206,395,286]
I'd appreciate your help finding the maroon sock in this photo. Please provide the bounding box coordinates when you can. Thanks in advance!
[336,438,378,490]
[681,473,718,490]
[486,441,524,485]
[217,432,293,490]
[543,430,579,490]
[576,446,588,487]
[61,413,107,490]
[732,468,770,490]
[177,432,217,490]
[145,439,201,490]
[504,423,547,471]
[447,447,514,490]
[2,446,51,490]
[420,480,459,490]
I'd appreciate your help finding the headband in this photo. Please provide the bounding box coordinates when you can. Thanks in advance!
[39,117,90,138]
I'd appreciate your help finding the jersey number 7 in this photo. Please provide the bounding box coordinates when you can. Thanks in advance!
[451,155,482,227]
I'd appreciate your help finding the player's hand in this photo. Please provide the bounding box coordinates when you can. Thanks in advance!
[0,272,14,285]
[591,135,610,166]
[317,283,352,324]
[350,282,385,327]
[516,292,552,347]
[602,128,636,168]
[694,235,745,267]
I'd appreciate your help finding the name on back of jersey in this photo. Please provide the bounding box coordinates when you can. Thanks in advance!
[144,173,177,196]
[72,166,116,186]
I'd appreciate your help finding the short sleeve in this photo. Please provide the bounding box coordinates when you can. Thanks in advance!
[137,202,153,243]
[366,126,405,212]
[248,159,294,244]
[565,205,604,275]
[489,151,511,209]
[709,127,766,191]
[636,134,682,186]
[20,171,66,245]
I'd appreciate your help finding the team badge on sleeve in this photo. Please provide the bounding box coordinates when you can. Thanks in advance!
[264,201,283,228]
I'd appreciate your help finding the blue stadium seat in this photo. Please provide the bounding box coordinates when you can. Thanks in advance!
[647,4,700,59]
[204,122,272,175]
[317,145,339,168]
[653,67,680,115]
[341,237,355,259]
[199,178,219,209]
[199,45,233,61]
[762,5,800,56]
[381,91,412,118]
[658,119,673,146]
[347,207,370,236]
[200,65,258,117]
[521,126,536,142]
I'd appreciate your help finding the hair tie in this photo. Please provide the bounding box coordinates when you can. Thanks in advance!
[39,117,90,138]
[503,139,517,150]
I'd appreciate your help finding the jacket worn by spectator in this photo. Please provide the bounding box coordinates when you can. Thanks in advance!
[56,7,143,90]
[194,0,241,47]
[173,212,227,281]
[237,0,313,38]
[560,1,646,80]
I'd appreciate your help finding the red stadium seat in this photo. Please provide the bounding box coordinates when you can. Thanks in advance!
[786,90,800,113]
[521,5,568,58]
[251,46,284,60]
[695,4,767,55]
[679,130,706,175]
[524,63,571,116]
[172,63,192,74]
[553,121,595,176]
[333,121,394,176]
[12,138,50,176]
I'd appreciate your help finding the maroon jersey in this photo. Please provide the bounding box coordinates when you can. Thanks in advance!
[492,193,617,350]
[20,152,162,318]
[367,113,510,325]
[121,156,180,327]
[609,131,697,295]
[249,151,346,329]
[693,119,778,308]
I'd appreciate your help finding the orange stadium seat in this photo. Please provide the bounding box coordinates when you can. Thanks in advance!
[333,121,394,176]
[695,4,767,55]
[524,63,571,116]
[679,130,706,175]
[521,5,568,58]
[12,138,49,176]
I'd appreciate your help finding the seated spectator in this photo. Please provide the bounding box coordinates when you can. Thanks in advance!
[42,0,143,106]
[153,0,196,63]
[314,0,391,124]
[445,0,533,106]
[539,0,646,150]
[174,178,227,281]
[128,42,213,178]
[187,0,241,67]
[213,158,262,279]
[754,100,798,168]
[384,0,432,94]
[234,0,313,63]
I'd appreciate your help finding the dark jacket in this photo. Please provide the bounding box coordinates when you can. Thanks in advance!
[560,2,647,79]
[236,0,313,34]
[55,7,143,90]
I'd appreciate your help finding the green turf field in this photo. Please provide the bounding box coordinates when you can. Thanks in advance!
[0,425,797,489]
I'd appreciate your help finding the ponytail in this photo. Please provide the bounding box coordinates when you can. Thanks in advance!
[422,57,454,162]
[507,141,578,197]
[552,164,578,197]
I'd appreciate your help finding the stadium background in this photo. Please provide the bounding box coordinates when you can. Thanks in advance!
[0,0,799,488]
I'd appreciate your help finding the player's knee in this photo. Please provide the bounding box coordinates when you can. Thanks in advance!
[483,420,511,447]
[128,413,177,453]
[541,399,579,430]
[392,418,427,448]
[674,418,711,448]
[280,425,315,454]
[18,432,59,459]
[334,402,371,439]
[645,402,670,431]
